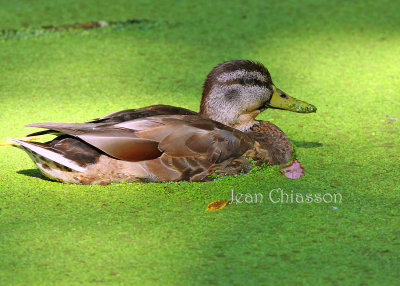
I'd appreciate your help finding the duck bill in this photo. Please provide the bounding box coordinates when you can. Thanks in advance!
[266,85,317,113]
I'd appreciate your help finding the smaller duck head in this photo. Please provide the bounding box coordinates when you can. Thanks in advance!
[199,60,317,131]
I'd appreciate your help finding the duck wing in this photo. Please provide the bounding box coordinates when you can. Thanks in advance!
[90,104,198,123]
[27,105,198,137]
[26,115,253,164]
[119,115,253,163]
[25,122,162,162]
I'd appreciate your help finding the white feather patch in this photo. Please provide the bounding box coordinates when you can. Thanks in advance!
[8,137,86,172]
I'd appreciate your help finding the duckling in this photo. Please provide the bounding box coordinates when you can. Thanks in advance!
[8,60,316,184]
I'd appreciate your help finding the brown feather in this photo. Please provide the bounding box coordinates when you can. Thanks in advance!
[26,123,163,162]
[91,105,198,123]
[246,121,292,165]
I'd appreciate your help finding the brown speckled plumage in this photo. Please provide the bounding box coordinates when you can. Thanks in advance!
[11,60,316,185]
[247,121,292,165]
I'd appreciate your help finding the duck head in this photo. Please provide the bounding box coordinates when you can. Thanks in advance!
[199,60,317,131]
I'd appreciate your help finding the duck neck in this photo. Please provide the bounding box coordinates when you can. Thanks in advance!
[199,90,260,132]
[200,109,259,132]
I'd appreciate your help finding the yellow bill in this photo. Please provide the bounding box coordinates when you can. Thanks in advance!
[266,85,317,113]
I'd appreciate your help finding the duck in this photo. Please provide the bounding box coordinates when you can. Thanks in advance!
[8,60,317,185]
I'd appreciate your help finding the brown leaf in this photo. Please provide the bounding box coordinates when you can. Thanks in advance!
[206,200,231,211]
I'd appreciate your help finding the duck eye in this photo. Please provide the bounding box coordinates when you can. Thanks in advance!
[280,93,288,99]
[243,77,255,85]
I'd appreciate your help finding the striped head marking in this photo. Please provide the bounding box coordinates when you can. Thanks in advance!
[199,60,274,131]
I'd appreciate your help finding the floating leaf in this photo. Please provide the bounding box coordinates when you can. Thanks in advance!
[206,200,231,211]
[280,159,305,179]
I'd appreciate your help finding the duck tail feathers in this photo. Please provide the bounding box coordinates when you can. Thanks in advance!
[7,137,86,172]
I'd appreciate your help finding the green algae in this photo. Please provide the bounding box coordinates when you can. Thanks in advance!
[1,0,400,285]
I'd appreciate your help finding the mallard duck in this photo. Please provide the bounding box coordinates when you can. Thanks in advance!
[8,60,316,185]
